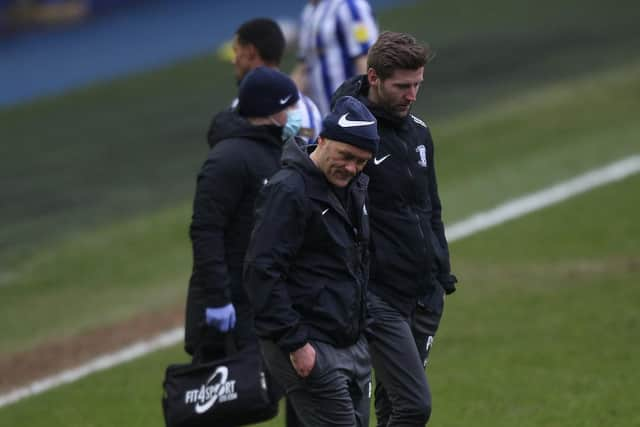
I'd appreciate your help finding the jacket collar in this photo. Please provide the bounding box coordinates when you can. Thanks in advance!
[206,108,284,149]
[333,75,412,130]
[281,140,369,226]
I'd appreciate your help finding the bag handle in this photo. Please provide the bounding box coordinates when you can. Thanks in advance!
[194,323,239,361]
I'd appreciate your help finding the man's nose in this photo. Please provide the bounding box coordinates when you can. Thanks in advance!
[406,87,417,102]
[345,161,357,175]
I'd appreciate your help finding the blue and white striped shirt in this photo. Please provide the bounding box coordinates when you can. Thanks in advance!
[296,92,323,143]
[297,0,379,116]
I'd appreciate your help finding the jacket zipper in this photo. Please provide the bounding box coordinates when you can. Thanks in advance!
[406,165,429,295]
[406,167,427,249]
[397,127,428,256]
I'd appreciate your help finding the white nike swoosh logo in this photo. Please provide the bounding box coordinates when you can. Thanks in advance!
[279,95,292,105]
[322,208,329,215]
[373,154,391,165]
[337,113,376,128]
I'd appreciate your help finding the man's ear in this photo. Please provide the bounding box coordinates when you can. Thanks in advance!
[247,43,259,63]
[367,68,379,87]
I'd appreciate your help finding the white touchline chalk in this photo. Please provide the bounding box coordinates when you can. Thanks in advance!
[446,155,640,242]
[0,328,183,408]
[1,154,639,409]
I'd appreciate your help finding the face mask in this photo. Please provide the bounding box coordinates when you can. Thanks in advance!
[269,108,303,141]
[281,108,303,141]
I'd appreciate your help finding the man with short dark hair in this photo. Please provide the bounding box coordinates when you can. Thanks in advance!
[231,18,322,142]
[184,67,301,361]
[333,31,458,426]
[244,96,379,427]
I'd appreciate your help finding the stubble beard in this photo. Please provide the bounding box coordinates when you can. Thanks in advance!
[376,85,411,118]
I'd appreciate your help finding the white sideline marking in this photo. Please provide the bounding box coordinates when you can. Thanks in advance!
[446,155,640,242]
[0,328,183,408]
[1,154,639,409]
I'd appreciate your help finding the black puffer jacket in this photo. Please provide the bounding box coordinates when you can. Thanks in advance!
[184,109,286,355]
[244,140,370,352]
[333,76,457,316]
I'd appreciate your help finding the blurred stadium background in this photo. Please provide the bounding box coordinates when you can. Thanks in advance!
[1,0,639,426]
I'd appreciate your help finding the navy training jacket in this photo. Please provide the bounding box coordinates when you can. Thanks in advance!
[332,76,457,316]
[244,141,370,352]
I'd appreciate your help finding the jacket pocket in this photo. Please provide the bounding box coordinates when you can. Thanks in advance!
[312,280,358,342]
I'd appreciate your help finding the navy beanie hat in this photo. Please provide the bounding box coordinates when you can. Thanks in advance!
[320,96,379,154]
[238,66,300,117]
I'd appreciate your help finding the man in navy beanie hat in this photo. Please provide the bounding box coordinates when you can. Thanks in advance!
[243,96,377,426]
[320,95,379,151]
[311,95,378,187]
[185,64,302,373]
[238,66,299,118]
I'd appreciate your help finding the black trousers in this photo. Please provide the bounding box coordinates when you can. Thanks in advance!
[261,336,371,427]
[367,290,444,427]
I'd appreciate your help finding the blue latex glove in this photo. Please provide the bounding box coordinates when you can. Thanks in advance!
[205,304,236,332]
